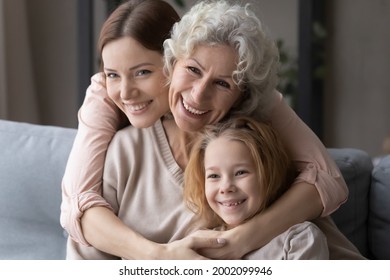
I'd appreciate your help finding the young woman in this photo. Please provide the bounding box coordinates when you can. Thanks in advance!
[184,116,329,259]
[60,0,180,245]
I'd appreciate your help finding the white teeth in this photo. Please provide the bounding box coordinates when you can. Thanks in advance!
[221,200,244,207]
[127,101,151,111]
[182,99,207,115]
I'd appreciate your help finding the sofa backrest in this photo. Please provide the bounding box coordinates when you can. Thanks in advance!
[0,120,76,259]
[328,148,372,258]
[369,155,390,259]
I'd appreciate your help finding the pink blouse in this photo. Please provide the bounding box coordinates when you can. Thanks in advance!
[60,73,128,245]
[268,92,348,214]
[60,73,348,245]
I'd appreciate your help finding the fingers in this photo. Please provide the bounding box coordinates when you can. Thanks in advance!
[163,241,210,260]
[189,235,227,250]
[217,238,227,245]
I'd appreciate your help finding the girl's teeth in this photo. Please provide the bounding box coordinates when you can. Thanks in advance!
[222,200,244,207]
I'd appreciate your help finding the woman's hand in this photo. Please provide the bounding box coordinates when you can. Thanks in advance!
[186,228,249,260]
[156,233,227,260]
[192,182,324,260]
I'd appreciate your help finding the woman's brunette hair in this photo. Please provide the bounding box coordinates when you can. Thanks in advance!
[97,0,180,69]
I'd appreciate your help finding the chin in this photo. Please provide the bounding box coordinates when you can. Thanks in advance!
[130,119,154,129]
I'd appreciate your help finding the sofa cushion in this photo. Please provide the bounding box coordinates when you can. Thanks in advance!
[369,155,390,259]
[328,148,372,258]
[0,120,76,259]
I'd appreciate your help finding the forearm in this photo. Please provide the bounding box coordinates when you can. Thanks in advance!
[268,91,348,214]
[81,207,159,260]
[80,207,223,260]
[60,72,128,243]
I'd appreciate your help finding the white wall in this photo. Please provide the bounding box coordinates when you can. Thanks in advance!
[4,0,388,156]
[325,0,390,156]
[1,0,40,123]
[165,0,298,56]
[0,0,7,118]
[25,0,78,127]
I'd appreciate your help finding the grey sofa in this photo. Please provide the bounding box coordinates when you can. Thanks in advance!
[0,119,389,260]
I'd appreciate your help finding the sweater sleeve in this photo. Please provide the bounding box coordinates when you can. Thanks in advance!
[268,91,348,216]
[60,73,128,246]
[284,222,329,259]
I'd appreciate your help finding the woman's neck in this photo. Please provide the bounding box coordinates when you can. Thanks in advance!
[161,117,196,170]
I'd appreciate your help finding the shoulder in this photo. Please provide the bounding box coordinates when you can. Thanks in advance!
[244,221,328,260]
[90,72,106,89]
[286,221,325,238]
[283,221,329,259]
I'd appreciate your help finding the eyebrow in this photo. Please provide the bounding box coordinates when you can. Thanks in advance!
[189,58,233,80]
[104,62,155,72]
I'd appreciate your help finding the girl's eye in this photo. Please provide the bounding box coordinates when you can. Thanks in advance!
[235,170,247,176]
[216,80,231,89]
[135,69,152,76]
[187,66,201,75]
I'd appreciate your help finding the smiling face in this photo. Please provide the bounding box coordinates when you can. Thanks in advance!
[168,44,242,132]
[102,37,169,128]
[204,136,262,228]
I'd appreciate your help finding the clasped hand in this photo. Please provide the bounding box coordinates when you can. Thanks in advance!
[160,227,247,260]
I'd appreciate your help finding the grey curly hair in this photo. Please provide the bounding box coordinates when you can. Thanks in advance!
[163,0,280,119]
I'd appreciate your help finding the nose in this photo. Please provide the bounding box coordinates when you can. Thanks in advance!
[191,78,210,104]
[219,178,237,194]
[120,78,138,100]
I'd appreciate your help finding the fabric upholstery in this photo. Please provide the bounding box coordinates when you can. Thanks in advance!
[328,148,372,257]
[369,155,390,259]
[0,120,75,259]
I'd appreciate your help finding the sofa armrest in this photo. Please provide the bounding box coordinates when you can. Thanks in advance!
[328,148,372,258]
[369,155,390,259]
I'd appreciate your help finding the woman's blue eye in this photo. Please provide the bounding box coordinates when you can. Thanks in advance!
[136,69,152,76]
[106,73,119,79]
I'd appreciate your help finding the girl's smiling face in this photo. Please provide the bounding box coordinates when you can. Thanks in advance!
[204,136,262,228]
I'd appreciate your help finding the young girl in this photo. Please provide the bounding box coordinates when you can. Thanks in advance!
[184,116,329,259]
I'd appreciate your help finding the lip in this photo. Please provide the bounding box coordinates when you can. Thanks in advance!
[123,100,152,113]
[181,97,209,116]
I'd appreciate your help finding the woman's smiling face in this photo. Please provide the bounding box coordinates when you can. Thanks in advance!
[168,44,242,132]
[102,37,169,128]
